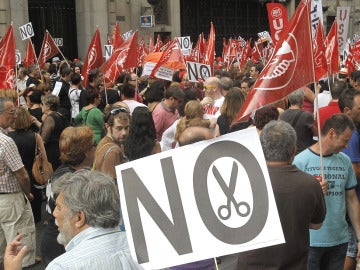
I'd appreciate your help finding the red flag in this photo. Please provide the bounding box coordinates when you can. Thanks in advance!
[233,0,313,123]
[22,39,37,69]
[204,22,215,68]
[0,66,15,89]
[187,34,201,62]
[112,22,124,50]
[148,35,154,53]
[153,34,163,52]
[38,31,61,68]
[82,28,104,86]
[313,20,327,81]
[101,31,138,87]
[137,36,148,67]
[251,40,263,64]
[150,39,186,79]
[325,20,339,75]
[0,24,16,67]
[266,3,288,44]
[239,38,252,69]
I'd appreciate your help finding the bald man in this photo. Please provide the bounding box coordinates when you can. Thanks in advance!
[202,77,225,120]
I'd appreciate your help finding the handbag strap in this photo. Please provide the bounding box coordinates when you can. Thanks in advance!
[34,132,38,157]
[291,110,303,128]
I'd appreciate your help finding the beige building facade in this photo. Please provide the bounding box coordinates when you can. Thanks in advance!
[0,0,359,60]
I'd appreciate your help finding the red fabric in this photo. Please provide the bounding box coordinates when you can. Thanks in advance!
[314,101,340,131]
[313,20,327,81]
[325,20,339,76]
[204,22,215,69]
[150,39,186,79]
[82,28,104,87]
[22,39,37,68]
[239,38,252,69]
[153,34,163,53]
[0,66,15,89]
[112,22,124,50]
[148,34,154,53]
[266,3,289,44]
[101,31,139,87]
[137,36,148,67]
[38,31,61,68]
[0,24,16,67]
[233,0,313,124]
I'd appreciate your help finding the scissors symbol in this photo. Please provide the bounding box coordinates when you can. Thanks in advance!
[213,162,251,220]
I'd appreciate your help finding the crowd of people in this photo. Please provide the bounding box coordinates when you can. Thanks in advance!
[1,55,360,270]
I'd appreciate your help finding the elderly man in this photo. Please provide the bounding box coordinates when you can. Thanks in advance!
[294,114,360,270]
[0,97,35,269]
[237,120,326,269]
[46,170,141,269]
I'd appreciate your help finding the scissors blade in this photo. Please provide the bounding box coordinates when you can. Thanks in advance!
[228,162,238,196]
[212,165,231,197]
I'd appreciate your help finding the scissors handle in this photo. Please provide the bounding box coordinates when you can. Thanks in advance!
[218,205,231,220]
[235,201,251,217]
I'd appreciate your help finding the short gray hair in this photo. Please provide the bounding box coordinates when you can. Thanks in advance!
[52,170,120,228]
[220,77,233,91]
[287,89,304,106]
[0,97,13,113]
[260,120,297,162]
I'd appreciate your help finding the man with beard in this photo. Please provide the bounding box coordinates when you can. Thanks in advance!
[46,170,141,269]
[93,104,130,180]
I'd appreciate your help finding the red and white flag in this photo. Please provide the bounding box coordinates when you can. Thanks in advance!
[204,22,215,69]
[233,0,313,123]
[325,20,339,76]
[82,28,104,86]
[148,34,154,53]
[137,36,148,67]
[38,31,61,68]
[150,38,186,80]
[313,20,327,81]
[239,38,252,69]
[22,39,37,68]
[0,24,16,67]
[112,22,124,50]
[153,34,163,53]
[266,3,288,44]
[101,31,138,87]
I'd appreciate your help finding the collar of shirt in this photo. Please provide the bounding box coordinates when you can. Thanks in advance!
[161,99,174,113]
[65,227,121,252]
[0,127,8,135]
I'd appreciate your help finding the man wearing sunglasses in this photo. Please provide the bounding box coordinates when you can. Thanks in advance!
[93,105,130,180]
[202,77,225,120]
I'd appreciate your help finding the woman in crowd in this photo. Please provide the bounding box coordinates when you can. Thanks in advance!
[75,87,104,144]
[143,80,166,112]
[174,100,211,144]
[8,107,49,224]
[39,95,69,171]
[253,105,280,134]
[215,87,245,136]
[41,126,96,266]
[125,106,161,161]
[27,89,43,124]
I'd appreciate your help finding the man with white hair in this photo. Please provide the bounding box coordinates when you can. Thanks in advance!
[202,77,224,120]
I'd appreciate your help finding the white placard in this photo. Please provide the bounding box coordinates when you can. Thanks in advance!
[154,66,174,81]
[104,45,113,61]
[122,30,133,41]
[310,0,324,38]
[186,61,211,83]
[116,127,284,270]
[177,36,191,56]
[52,81,62,96]
[54,38,63,47]
[15,50,21,65]
[337,7,351,53]
[19,22,34,40]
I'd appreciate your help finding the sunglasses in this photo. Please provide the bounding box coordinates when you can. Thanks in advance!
[203,85,216,90]
[105,106,129,123]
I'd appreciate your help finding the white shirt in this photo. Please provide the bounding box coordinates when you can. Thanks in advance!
[122,99,147,115]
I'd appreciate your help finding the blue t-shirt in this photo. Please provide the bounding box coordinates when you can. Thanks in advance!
[293,148,357,247]
[342,129,360,199]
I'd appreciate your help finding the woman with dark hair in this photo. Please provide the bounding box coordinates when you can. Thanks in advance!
[40,126,96,266]
[143,80,166,112]
[27,89,43,124]
[124,106,161,161]
[253,105,280,134]
[215,87,246,136]
[75,88,104,143]
[39,94,69,171]
[8,107,49,223]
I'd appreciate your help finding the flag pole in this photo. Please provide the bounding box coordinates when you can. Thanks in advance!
[308,0,325,184]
